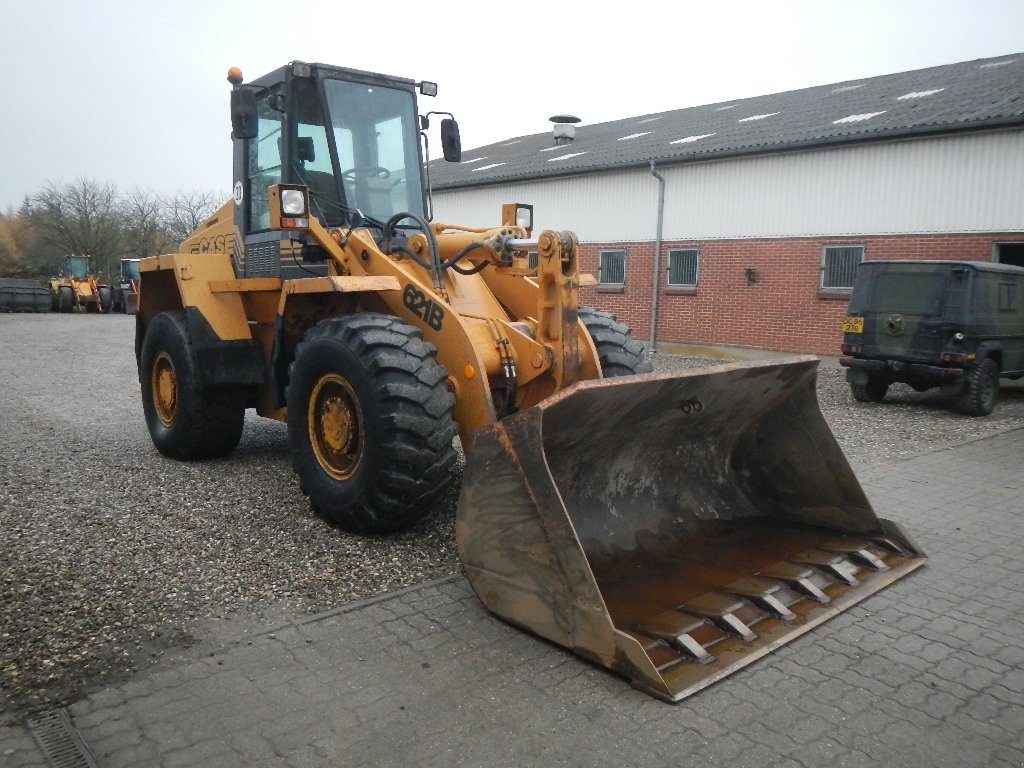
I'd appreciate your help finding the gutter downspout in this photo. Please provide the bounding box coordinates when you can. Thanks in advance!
[648,160,665,352]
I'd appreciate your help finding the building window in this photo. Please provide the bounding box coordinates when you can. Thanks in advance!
[667,249,699,286]
[821,245,864,290]
[599,250,626,285]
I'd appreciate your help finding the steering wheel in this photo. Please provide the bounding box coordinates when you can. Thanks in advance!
[341,166,390,180]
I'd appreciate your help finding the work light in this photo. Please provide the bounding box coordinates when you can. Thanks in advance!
[281,189,307,216]
[269,184,310,229]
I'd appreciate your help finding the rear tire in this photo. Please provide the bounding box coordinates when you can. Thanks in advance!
[140,311,246,459]
[286,314,457,534]
[851,376,889,402]
[579,307,653,377]
[957,358,999,416]
[98,287,112,314]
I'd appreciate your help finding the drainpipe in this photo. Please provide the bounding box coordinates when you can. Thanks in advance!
[648,160,666,352]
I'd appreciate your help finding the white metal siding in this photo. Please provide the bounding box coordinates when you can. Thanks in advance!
[433,130,1024,242]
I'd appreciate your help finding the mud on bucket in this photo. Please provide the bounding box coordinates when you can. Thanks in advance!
[456,356,925,702]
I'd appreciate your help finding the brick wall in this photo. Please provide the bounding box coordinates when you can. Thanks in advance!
[578,233,1024,356]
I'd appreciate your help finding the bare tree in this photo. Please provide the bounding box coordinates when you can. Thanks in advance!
[29,178,123,276]
[121,188,172,258]
[161,190,224,244]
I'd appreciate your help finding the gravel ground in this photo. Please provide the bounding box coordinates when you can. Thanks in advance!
[1,313,1022,723]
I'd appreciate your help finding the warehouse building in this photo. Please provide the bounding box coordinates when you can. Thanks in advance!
[429,53,1024,357]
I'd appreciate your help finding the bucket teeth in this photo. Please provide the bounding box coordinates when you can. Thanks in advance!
[821,540,889,571]
[725,576,797,621]
[792,550,861,586]
[635,611,719,662]
[684,593,759,642]
[761,562,832,603]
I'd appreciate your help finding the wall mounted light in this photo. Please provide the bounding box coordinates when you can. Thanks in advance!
[745,268,759,285]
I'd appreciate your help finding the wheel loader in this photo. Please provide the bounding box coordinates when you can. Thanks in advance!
[136,61,926,702]
[111,258,141,313]
[49,254,112,313]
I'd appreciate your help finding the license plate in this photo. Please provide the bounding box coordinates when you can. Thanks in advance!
[842,316,864,333]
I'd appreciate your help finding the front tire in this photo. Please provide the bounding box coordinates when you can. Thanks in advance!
[957,358,999,416]
[287,314,457,534]
[140,311,246,459]
[58,286,74,313]
[579,307,653,377]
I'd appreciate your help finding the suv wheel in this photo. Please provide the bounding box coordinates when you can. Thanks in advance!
[851,376,889,403]
[957,358,999,416]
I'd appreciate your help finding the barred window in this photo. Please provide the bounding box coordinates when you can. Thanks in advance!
[599,250,626,285]
[821,245,864,290]
[667,249,699,286]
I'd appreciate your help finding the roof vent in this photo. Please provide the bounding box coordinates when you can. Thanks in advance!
[550,115,581,144]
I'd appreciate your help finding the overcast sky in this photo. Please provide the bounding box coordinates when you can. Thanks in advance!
[1,0,1021,212]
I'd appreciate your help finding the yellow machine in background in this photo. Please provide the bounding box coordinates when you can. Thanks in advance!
[135,62,926,701]
[49,254,111,313]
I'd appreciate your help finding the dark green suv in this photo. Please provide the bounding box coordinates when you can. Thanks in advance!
[840,260,1024,415]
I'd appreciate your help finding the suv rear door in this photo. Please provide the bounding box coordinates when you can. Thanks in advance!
[848,262,963,361]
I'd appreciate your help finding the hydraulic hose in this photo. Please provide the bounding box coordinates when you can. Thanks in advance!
[383,212,444,291]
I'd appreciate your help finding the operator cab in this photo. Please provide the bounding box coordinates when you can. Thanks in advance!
[66,255,90,280]
[230,61,456,280]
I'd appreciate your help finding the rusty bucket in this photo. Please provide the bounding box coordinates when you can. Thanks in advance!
[456,356,925,702]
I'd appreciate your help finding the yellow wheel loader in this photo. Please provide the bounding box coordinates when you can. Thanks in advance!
[49,254,112,313]
[136,62,926,702]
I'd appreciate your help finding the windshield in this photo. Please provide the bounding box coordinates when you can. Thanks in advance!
[66,256,89,280]
[123,260,141,280]
[322,78,424,223]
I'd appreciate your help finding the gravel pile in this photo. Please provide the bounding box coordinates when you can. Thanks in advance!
[2,314,1021,722]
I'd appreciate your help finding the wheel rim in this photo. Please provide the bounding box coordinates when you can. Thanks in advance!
[152,351,178,427]
[308,373,364,481]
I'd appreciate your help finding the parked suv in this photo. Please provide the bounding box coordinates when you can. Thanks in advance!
[840,260,1024,415]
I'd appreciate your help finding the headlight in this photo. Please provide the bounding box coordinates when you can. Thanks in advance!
[281,189,307,216]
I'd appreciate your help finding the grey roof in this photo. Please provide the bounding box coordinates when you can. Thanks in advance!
[430,53,1024,191]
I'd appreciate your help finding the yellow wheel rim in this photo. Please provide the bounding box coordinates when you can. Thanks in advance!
[152,351,178,427]
[308,373,364,481]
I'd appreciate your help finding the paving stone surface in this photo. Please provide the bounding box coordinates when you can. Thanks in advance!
[2,428,1022,768]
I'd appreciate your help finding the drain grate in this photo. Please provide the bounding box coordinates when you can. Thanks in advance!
[25,709,99,768]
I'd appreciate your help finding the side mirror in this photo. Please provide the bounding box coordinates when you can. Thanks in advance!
[441,118,462,162]
[296,136,316,163]
[230,89,258,140]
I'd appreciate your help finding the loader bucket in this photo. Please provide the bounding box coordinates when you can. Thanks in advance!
[456,356,925,702]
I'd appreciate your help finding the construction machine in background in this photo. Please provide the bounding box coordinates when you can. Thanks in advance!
[135,62,926,702]
[111,258,141,313]
[48,254,112,313]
